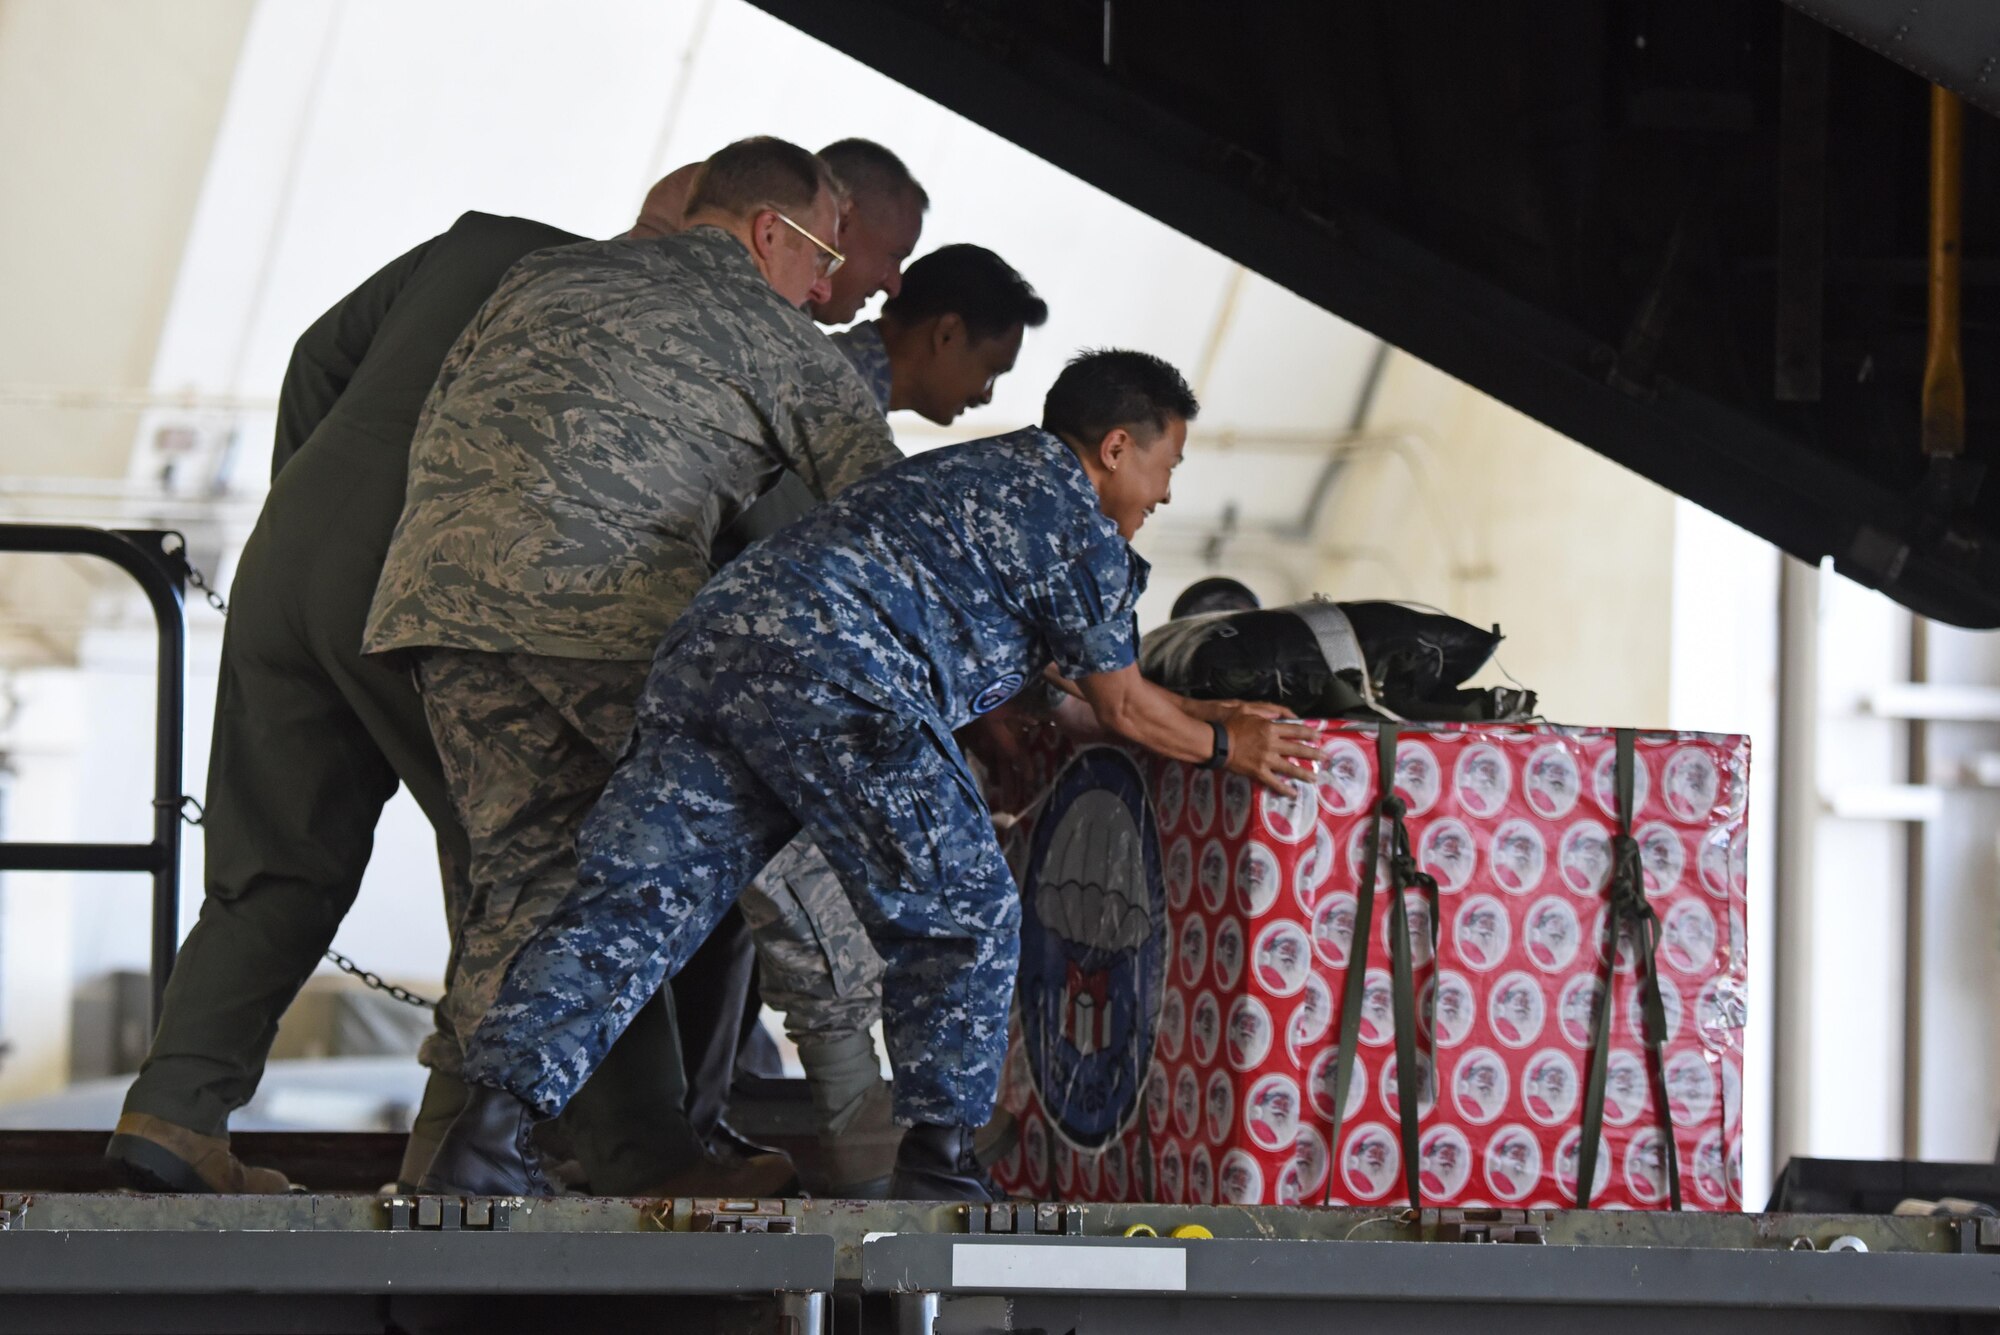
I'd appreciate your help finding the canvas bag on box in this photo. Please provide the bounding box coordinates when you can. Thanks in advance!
[988,720,1749,1209]
[1139,599,1536,723]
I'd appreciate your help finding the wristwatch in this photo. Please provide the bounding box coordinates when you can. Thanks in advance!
[1200,719,1230,770]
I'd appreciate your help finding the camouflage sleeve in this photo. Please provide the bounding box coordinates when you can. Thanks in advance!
[1029,528,1152,681]
[271,232,438,479]
[778,336,903,500]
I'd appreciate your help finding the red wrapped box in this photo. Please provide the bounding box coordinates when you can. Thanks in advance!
[988,721,1749,1210]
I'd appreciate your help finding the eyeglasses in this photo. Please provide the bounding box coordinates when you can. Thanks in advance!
[773,211,845,277]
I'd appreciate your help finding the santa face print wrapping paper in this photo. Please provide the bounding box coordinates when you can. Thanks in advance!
[988,722,1749,1210]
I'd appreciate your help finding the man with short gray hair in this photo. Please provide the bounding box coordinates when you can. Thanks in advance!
[630,137,926,323]
[811,138,928,324]
[364,136,898,1193]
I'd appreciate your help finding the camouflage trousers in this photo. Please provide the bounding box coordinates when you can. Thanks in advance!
[738,836,884,1045]
[463,652,1020,1128]
[415,649,654,1071]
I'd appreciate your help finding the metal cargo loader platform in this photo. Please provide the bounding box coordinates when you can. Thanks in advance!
[0,1162,1995,1333]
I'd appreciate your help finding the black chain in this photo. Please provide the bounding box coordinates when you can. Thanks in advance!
[160,549,427,1011]
[183,562,228,616]
[322,948,437,1010]
[159,534,228,616]
[155,795,206,826]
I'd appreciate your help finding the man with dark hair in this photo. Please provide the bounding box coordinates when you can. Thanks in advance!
[362,135,899,1195]
[813,138,928,324]
[416,348,1321,1202]
[1040,346,1202,445]
[832,243,1048,423]
[105,164,803,1196]
[741,242,1046,1195]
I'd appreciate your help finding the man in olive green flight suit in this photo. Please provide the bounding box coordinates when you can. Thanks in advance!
[107,198,781,1196]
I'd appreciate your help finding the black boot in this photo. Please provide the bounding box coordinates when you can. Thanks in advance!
[416,1085,554,1197]
[889,1123,1004,1202]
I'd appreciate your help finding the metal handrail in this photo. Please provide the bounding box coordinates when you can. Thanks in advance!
[0,524,187,1028]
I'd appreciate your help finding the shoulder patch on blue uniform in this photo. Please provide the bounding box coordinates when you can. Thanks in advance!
[971,672,1025,715]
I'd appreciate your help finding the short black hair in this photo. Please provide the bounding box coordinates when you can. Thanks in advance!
[686,136,837,220]
[1171,577,1261,619]
[1042,348,1199,445]
[881,244,1048,342]
[819,138,929,212]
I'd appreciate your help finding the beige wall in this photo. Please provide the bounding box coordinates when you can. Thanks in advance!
[1313,350,1679,728]
[0,0,253,474]
[0,0,253,663]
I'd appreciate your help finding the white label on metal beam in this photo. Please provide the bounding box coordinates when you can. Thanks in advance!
[1823,783,1944,822]
[1865,684,2000,723]
[950,1242,1188,1292]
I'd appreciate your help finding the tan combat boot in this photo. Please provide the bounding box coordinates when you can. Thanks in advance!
[106,1113,299,1193]
[814,1080,904,1198]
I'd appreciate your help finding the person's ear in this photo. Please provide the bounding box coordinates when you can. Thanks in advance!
[748,209,779,262]
[1098,426,1134,474]
[933,312,964,353]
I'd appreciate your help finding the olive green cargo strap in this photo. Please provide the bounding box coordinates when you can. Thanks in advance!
[1381,766,1440,1210]
[1323,723,1436,1208]
[1573,729,1683,1210]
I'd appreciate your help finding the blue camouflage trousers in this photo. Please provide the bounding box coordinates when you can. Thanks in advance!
[462,651,1021,1128]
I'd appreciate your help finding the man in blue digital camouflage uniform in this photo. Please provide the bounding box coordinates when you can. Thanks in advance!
[740,243,1049,1196]
[633,138,934,1171]
[419,350,1322,1201]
